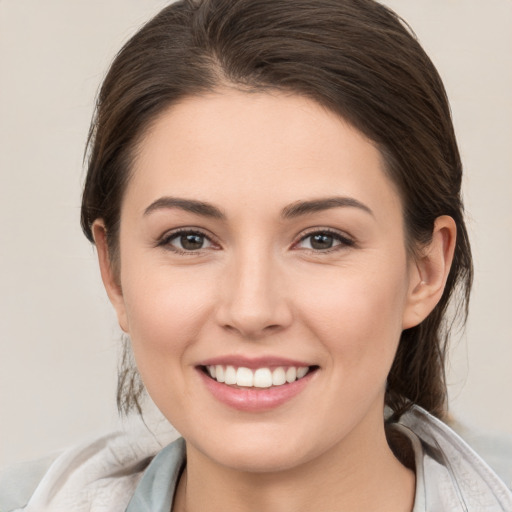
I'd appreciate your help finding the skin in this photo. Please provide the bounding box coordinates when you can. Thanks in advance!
[94,90,456,512]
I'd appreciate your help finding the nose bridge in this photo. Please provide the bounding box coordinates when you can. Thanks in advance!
[217,241,291,338]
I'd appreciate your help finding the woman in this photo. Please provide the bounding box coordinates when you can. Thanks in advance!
[4,0,511,510]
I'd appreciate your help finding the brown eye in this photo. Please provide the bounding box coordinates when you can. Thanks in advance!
[163,231,214,252]
[180,233,206,250]
[310,233,335,250]
[296,230,354,252]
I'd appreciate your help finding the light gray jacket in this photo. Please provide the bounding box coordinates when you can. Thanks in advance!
[1,406,511,511]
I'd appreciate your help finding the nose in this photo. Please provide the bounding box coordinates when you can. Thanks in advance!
[215,249,293,340]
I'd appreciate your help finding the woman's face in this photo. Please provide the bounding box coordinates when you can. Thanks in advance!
[102,90,425,472]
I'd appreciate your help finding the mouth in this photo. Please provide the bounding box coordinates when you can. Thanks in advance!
[196,356,320,411]
[199,364,319,389]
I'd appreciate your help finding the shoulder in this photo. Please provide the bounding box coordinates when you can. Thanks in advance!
[0,418,180,512]
[0,454,58,512]
[394,405,512,512]
[450,417,512,491]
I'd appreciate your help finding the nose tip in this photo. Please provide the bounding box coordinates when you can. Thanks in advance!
[222,316,283,339]
[221,305,288,339]
[215,258,292,339]
[218,289,293,339]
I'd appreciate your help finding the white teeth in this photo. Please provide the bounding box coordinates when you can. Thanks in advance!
[297,367,308,379]
[254,368,273,388]
[224,365,237,385]
[286,367,297,383]
[206,365,311,388]
[215,365,225,382]
[272,367,286,386]
[236,367,254,387]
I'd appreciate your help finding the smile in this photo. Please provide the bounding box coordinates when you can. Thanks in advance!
[204,365,312,388]
[197,360,319,412]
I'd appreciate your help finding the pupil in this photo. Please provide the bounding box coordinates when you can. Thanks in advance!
[181,234,203,250]
[311,233,333,250]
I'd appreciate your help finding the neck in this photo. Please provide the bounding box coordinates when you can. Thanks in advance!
[173,411,415,512]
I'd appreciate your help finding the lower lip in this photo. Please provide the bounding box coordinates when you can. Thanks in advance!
[197,368,316,412]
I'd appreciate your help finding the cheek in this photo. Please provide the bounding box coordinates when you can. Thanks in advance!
[294,260,409,365]
[121,263,216,361]
[119,265,220,417]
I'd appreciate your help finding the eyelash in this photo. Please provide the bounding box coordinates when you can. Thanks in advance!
[157,228,219,255]
[157,227,355,255]
[294,228,355,253]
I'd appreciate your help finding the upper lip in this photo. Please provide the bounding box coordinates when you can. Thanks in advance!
[197,355,314,370]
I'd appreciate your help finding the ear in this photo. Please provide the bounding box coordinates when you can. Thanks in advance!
[402,215,457,329]
[92,220,129,333]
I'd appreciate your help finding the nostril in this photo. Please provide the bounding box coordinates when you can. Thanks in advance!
[263,324,284,333]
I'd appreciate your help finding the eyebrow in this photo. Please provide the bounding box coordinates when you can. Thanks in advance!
[143,195,373,220]
[281,197,374,219]
[144,197,226,219]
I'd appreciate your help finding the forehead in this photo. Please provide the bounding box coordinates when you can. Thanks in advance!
[124,89,402,222]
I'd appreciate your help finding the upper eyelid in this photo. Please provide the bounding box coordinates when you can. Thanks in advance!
[294,227,354,243]
[161,227,216,241]
[158,227,220,250]
[291,229,356,254]
[157,226,354,250]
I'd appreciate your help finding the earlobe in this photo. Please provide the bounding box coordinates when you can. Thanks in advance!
[92,221,129,333]
[402,215,457,329]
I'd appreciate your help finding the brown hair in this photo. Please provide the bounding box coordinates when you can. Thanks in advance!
[81,0,473,420]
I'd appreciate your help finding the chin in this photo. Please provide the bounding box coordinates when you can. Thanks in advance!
[187,424,325,474]
[213,443,311,473]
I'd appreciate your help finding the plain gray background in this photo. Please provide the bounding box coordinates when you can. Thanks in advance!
[1,0,511,468]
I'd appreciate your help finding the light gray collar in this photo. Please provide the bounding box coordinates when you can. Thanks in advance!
[126,406,512,511]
